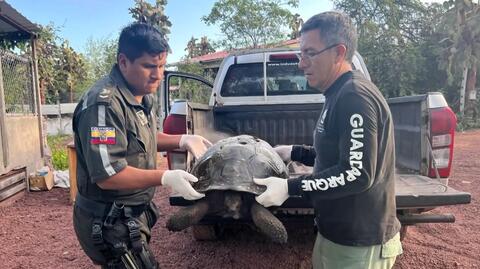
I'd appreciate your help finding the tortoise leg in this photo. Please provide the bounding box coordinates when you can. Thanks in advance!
[250,202,288,243]
[166,199,209,231]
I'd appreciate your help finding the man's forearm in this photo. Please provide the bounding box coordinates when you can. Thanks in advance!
[97,166,164,190]
[156,132,182,151]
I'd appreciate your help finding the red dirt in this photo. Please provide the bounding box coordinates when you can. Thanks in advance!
[0,129,479,269]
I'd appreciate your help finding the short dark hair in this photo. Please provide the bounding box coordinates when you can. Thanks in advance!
[301,11,357,62]
[117,23,170,61]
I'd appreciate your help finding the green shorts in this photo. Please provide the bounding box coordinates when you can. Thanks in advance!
[312,232,403,269]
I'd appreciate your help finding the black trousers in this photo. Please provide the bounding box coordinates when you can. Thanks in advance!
[73,202,159,266]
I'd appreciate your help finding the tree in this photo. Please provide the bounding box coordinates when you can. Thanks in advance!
[34,24,87,104]
[199,36,216,56]
[80,36,117,95]
[437,0,479,118]
[129,0,172,39]
[289,13,303,39]
[184,36,216,58]
[202,0,299,49]
[32,24,60,104]
[56,41,88,102]
[185,37,198,58]
[333,0,449,98]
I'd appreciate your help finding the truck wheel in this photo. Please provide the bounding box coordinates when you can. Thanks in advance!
[400,226,408,241]
[191,224,222,241]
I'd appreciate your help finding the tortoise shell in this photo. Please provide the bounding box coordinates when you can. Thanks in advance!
[191,135,289,195]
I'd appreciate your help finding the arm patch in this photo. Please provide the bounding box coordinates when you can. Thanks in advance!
[91,127,116,145]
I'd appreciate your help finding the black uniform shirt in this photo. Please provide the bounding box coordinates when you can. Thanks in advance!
[72,65,157,205]
[288,71,401,246]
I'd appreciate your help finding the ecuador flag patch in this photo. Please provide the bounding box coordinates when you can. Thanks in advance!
[91,127,116,145]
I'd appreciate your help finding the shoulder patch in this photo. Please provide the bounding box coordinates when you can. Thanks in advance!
[99,88,111,98]
[95,87,115,104]
[91,127,116,145]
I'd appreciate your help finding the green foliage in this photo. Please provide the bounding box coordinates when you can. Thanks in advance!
[0,36,28,51]
[129,0,172,39]
[334,0,441,98]
[56,41,88,102]
[437,0,480,83]
[202,0,299,49]
[170,62,214,104]
[79,36,118,96]
[332,0,480,111]
[456,111,480,131]
[185,36,216,58]
[47,135,72,170]
[34,24,88,104]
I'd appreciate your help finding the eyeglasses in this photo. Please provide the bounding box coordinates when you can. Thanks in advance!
[296,44,341,62]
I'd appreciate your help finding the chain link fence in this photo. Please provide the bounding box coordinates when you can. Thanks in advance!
[0,49,36,115]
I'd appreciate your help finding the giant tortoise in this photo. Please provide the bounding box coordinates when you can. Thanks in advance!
[166,135,289,243]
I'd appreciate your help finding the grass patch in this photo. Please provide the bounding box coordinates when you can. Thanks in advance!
[47,134,72,170]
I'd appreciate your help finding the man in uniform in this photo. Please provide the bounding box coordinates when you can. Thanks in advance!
[254,12,403,268]
[72,23,211,268]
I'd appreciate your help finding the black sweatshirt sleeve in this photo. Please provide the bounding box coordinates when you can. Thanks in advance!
[291,145,316,166]
[288,91,379,199]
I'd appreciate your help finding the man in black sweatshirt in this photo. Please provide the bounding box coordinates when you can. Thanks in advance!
[254,11,403,268]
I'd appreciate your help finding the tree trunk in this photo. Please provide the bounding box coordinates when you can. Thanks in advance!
[465,65,477,120]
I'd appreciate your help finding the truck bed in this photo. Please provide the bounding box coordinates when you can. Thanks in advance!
[181,96,471,220]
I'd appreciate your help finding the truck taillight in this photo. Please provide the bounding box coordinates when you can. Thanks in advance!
[428,107,456,178]
[167,150,187,170]
[163,114,187,170]
[163,114,186,135]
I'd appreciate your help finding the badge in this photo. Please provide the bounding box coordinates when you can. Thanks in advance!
[99,88,111,98]
[91,127,116,145]
[136,110,148,126]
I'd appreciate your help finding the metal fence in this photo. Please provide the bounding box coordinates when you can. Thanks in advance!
[0,49,36,115]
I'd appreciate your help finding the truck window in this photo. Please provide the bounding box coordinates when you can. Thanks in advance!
[220,62,316,97]
[221,63,264,97]
[266,61,316,95]
[168,76,211,105]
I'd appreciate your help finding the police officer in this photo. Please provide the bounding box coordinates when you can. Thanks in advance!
[254,12,403,268]
[72,23,211,268]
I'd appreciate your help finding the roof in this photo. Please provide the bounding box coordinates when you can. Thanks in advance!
[187,38,300,64]
[188,50,229,63]
[0,0,39,40]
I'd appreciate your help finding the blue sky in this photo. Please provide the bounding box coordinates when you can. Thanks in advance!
[8,0,333,63]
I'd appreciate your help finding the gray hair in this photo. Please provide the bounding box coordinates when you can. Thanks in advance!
[300,11,357,62]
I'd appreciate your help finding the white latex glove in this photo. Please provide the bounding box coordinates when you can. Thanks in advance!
[161,170,205,200]
[274,145,293,163]
[179,134,213,159]
[253,177,289,207]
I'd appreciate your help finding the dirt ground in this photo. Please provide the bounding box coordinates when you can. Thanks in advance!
[0,129,479,269]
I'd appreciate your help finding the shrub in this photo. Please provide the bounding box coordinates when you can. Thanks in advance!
[47,134,72,170]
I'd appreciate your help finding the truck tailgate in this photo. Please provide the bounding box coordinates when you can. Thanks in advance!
[169,174,471,209]
[395,174,471,209]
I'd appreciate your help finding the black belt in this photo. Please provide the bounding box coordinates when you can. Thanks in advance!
[75,193,148,218]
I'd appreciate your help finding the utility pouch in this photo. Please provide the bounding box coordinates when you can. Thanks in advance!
[145,202,160,229]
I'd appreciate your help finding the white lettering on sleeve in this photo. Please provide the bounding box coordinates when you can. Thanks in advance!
[303,114,366,192]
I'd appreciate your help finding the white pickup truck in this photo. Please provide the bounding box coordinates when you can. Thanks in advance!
[160,48,471,239]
